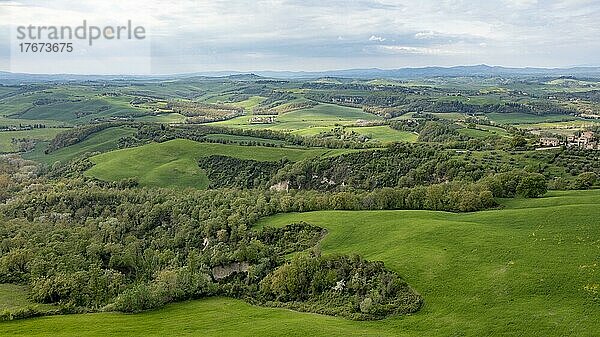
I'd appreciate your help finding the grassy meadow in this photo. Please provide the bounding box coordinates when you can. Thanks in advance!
[345,126,418,143]
[212,104,381,131]
[23,127,136,164]
[485,113,579,124]
[2,190,599,336]
[203,134,288,145]
[0,128,68,153]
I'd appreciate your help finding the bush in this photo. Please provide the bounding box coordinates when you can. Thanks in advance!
[0,307,44,321]
[112,284,158,313]
[573,172,598,189]
[516,173,547,198]
[480,170,548,198]
[112,268,215,313]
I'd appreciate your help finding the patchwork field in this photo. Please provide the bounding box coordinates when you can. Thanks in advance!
[211,104,382,131]
[3,190,598,336]
[23,127,136,164]
[0,128,68,153]
[207,104,420,143]
[85,139,354,188]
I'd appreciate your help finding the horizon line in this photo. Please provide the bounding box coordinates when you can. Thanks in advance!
[2,63,600,77]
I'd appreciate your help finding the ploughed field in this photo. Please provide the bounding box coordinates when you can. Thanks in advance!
[3,189,599,337]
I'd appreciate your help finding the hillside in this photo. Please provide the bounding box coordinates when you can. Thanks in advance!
[2,190,598,336]
[85,139,354,188]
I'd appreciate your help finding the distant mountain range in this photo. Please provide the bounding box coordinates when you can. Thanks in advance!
[254,65,600,79]
[2,64,600,83]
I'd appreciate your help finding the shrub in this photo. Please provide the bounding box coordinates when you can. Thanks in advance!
[516,173,547,198]
[112,284,158,313]
[480,170,547,198]
[573,172,598,189]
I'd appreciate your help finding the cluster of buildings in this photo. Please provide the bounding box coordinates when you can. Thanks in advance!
[249,116,276,124]
[539,131,599,150]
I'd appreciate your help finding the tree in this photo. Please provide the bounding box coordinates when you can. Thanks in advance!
[511,136,527,149]
[573,172,598,189]
[516,173,547,198]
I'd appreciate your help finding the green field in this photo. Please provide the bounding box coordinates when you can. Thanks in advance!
[0,87,148,123]
[228,96,266,110]
[3,190,599,336]
[18,96,144,122]
[0,128,68,152]
[135,113,187,124]
[208,103,409,143]
[0,116,71,128]
[85,139,353,188]
[23,127,136,164]
[346,126,418,143]
[486,113,579,124]
[515,120,599,130]
[203,134,288,145]
[212,104,382,131]
[290,125,417,143]
[0,297,398,337]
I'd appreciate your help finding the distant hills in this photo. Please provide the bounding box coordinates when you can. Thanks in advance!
[303,65,600,78]
[254,65,600,79]
[2,64,600,83]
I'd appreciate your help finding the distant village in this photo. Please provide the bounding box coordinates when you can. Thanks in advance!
[539,131,600,150]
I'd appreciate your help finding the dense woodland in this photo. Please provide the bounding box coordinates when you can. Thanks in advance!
[0,148,552,320]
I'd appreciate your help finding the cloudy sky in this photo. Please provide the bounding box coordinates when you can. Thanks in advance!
[0,0,599,74]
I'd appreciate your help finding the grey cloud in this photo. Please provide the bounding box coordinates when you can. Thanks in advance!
[1,0,599,73]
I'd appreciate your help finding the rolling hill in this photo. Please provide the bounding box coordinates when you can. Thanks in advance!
[85,139,354,188]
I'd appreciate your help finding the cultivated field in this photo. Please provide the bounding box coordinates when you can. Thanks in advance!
[212,104,381,130]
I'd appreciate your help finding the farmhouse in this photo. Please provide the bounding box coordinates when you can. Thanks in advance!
[355,119,373,127]
[539,137,561,147]
[331,96,363,104]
